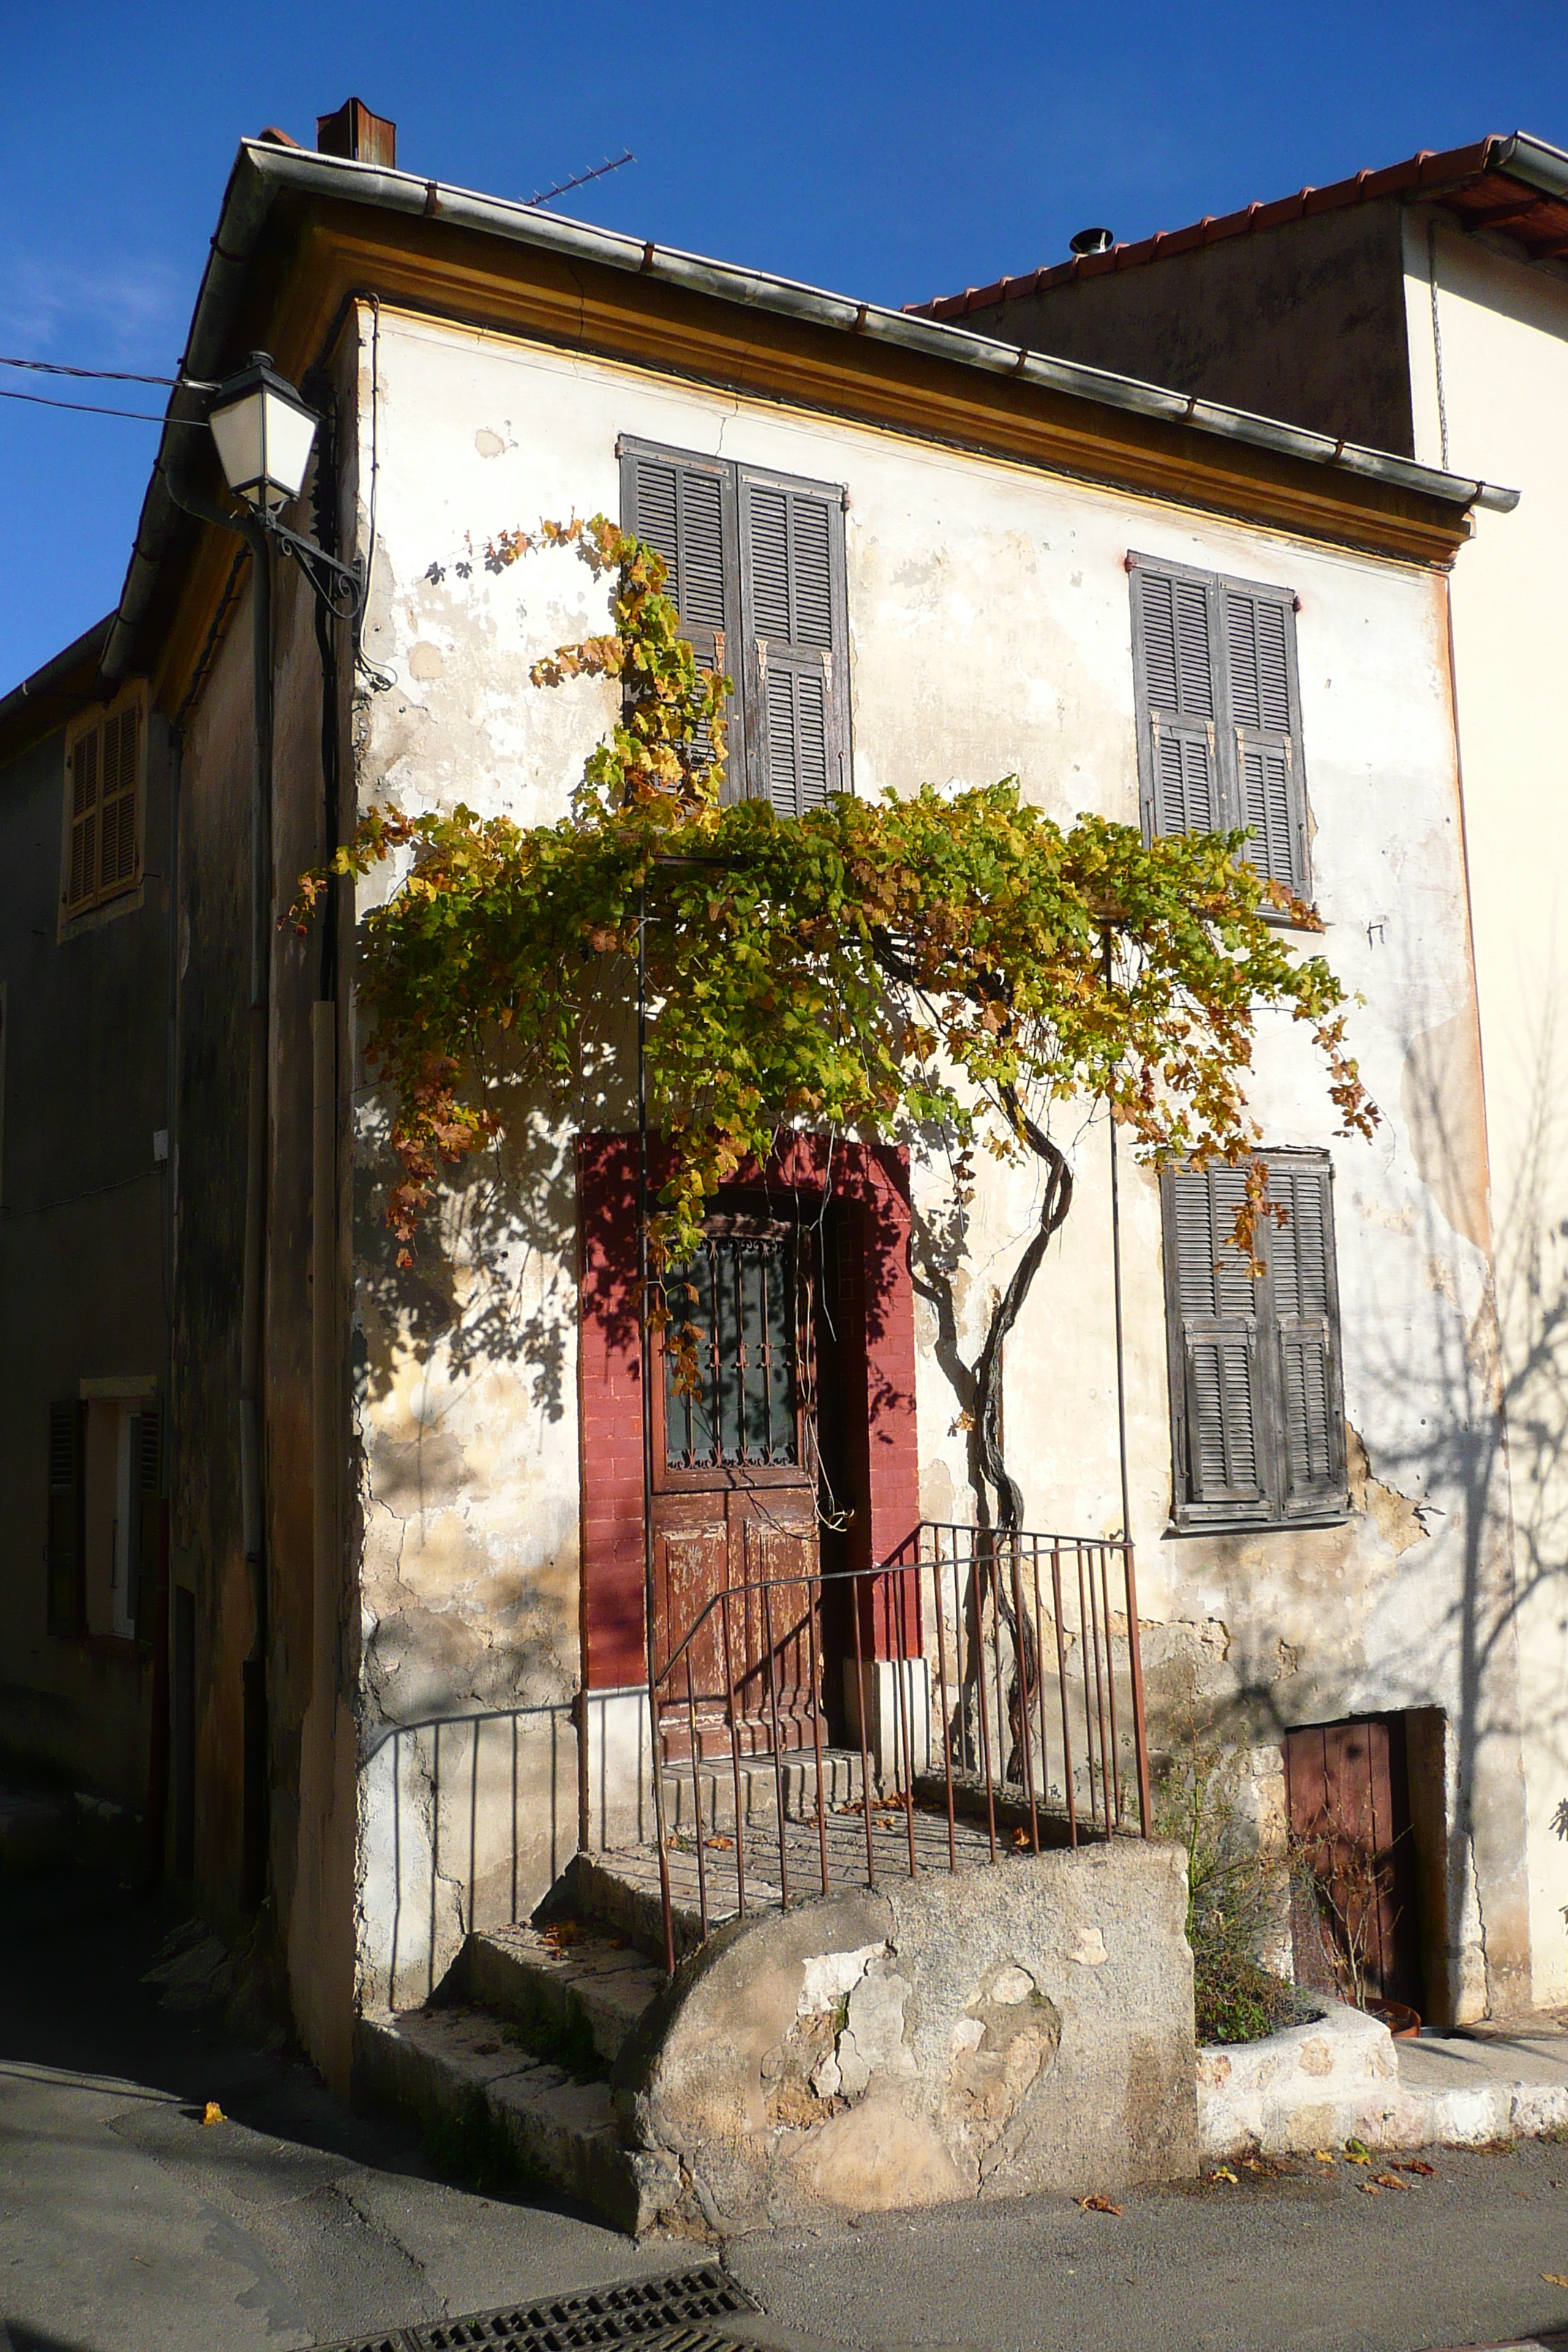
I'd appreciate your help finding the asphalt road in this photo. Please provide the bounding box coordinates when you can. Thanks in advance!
[5,1861,1568,2352]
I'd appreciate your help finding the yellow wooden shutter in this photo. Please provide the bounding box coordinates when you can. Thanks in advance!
[99,704,140,893]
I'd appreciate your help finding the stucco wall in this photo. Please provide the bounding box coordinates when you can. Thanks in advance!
[951,203,1416,458]
[0,709,170,1809]
[1404,210,1568,2005]
[347,303,1526,2019]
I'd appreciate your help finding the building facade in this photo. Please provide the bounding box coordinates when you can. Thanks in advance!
[0,619,173,1842]
[0,118,1540,2087]
[913,131,1568,2002]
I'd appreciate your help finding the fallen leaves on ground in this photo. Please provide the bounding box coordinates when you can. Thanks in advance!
[1372,2173,1409,2190]
[1343,2139,1373,2164]
[1395,2160,1436,2176]
[704,1835,735,1851]
[1079,2193,1123,2215]
[1206,2167,1238,2185]
[1313,2150,1338,2165]
[1543,2275,1568,2289]
[201,2102,224,2127]
[1360,2182,1383,2195]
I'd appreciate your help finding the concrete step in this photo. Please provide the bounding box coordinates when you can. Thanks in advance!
[355,2003,679,2236]
[463,1923,666,2068]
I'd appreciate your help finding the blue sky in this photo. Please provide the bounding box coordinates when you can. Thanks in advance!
[3,0,1565,690]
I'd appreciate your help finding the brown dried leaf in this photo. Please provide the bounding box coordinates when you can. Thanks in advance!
[1079,2193,1123,2215]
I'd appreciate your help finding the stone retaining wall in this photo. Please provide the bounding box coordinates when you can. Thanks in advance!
[1199,2001,1568,2157]
[613,1841,1196,2229]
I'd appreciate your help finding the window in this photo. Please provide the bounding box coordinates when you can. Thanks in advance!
[619,439,851,817]
[1161,1153,1346,1529]
[62,685,145,919]
[47,1394,161,1640]
[664,1221,802,1472]
[1129,556,1310,903]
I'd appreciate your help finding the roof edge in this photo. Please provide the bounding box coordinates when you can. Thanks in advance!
[0,614,116,766]
[907,127,1568,324]
[99,140,1520,693]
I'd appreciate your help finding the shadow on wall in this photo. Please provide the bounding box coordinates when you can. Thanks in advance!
[358,1700,577,2013]
[355,1098,580,1406]
[1157,941,1568,2016]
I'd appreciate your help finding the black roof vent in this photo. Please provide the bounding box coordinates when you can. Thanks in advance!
[1069,226,1115,257]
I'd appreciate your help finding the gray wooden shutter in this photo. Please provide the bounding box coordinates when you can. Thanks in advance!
[738,467,850,818]
[1267,1161,1346,1512]
[47,1400,84,1637]
[1166,1164,1267,1512]
[1222,586,1308,897]
[619,441,742,794]
[1132,567,1218,840]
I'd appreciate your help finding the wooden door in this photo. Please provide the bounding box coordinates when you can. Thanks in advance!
[1284,1715,1423,2013]
[652,1213,822,1760]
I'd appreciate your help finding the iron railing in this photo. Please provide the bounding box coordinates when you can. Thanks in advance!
[646,1520,1150,1970]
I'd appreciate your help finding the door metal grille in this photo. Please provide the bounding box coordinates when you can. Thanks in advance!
[664,1225,799,1471]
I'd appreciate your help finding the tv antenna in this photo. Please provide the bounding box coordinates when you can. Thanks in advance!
[529,150,636,208]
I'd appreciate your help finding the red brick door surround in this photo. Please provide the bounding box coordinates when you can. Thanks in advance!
[576,1132,920,1693]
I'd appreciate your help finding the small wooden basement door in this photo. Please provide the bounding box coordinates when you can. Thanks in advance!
[652,1210,822,1760]
[1284,1715,1425,2014]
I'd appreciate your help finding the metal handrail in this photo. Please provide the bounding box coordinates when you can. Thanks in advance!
[644,1520,1150,1970]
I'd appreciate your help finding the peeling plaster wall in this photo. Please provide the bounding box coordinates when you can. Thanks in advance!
[347,304,1527,2020]
[1403,213,1568,2008]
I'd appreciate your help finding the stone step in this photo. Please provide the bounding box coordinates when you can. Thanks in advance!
[563,1849,720,1964]
[355,2003,679,2236]
[462,1923,666,2067]
[657,1745,864,1834]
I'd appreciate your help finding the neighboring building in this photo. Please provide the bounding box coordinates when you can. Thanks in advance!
[0,619,172,1833]
[910,132,1568,2006]
[0,108,1539,2096]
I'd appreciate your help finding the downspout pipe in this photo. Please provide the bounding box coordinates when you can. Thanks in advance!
[162,429,274,1912]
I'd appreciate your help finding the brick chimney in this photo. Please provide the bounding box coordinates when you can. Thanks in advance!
[316,98,396,169]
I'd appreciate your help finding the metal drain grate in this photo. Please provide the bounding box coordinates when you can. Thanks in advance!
[321,2265,761,2352]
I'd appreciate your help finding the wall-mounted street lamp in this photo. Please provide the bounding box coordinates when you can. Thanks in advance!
[208,352,318,513]
[206,352,366,623]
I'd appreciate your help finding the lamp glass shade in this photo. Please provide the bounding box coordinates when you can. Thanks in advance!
[208,356,317,513]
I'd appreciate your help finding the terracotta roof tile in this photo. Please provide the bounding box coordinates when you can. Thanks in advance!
[905,134,1531,319]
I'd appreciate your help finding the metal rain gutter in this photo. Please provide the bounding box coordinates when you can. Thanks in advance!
[99,139,1520,683]
[1486,129,1568,206]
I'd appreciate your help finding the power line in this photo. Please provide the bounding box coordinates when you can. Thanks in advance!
[0,382,202,423]
[0,352,183,386]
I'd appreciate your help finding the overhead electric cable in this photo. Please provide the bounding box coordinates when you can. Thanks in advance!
[0,383,200,422]
[0,353,183,386]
